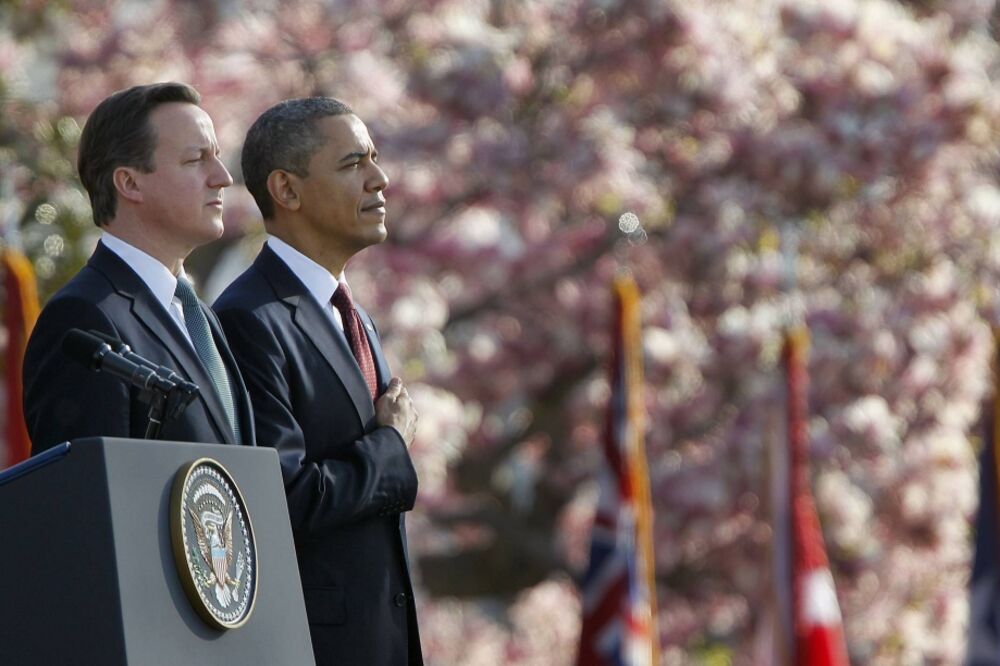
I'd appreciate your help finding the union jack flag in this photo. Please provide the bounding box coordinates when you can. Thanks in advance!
[577,276,659,666]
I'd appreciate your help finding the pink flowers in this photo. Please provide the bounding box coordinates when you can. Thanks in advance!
[3,0,1000,660]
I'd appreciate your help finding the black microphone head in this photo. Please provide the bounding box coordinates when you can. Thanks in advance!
[88,329,128,352]
[62,329,109,370]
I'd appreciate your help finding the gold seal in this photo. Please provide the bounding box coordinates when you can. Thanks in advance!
[170,458,258,630]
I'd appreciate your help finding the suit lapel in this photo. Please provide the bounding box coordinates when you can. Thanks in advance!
[255,246,374,424]
[89,243,237,444]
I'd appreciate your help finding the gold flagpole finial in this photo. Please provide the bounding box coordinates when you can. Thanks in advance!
[615,211,647,276]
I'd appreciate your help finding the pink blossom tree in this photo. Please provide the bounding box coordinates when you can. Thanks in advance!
[2,0,999,661]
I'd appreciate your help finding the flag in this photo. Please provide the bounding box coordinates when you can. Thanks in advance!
[966,330,1000,664]
[778,326,849,665]
[577,275,659,666]
[2,247,39,468]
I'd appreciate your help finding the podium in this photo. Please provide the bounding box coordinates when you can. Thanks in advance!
[0,437,315,665]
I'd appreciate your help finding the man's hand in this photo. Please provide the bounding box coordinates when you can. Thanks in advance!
[375,377,418,447]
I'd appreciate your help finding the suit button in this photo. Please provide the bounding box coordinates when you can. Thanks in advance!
[394,592,407,607]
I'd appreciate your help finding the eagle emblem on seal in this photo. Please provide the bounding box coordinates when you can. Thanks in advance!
[189,506,245,607]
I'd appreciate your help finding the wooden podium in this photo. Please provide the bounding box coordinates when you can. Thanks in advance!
[0,437,315,665]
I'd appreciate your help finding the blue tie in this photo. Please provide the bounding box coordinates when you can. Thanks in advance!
[174,277,241,443]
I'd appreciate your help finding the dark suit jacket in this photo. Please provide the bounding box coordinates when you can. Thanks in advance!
[969,403,1000,665]
[214,245,421,666]
[23,241,255,452]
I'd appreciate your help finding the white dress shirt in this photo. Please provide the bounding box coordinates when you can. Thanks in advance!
[267,236,348,332]
[100,232,193,344]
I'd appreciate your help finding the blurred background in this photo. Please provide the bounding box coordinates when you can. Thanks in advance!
[2,0,1000,663]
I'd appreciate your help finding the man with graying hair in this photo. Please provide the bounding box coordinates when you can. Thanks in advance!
[215,97,422,665]
[24,82,255,452]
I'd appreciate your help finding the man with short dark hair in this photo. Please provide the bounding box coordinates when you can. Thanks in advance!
[24,82,255,452]
[214,97,422,665]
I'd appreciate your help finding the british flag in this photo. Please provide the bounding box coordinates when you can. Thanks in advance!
[577,276,659,666]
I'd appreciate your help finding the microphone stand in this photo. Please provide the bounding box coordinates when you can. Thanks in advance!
[142,381,199,440]
[144,391,169,440]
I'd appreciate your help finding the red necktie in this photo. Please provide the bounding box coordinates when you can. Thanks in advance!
[331,283,378,400]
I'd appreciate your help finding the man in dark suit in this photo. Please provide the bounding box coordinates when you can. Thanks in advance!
[24,82,254,452]
[214,98,421,665]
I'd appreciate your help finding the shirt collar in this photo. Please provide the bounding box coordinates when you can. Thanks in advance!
[100,232,185,311]
[267,236,346,306]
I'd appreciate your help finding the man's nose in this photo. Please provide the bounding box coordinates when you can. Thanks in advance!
[367,162,389,192]
[211,155,234,188]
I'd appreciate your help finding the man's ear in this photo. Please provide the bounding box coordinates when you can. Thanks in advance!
[112,167,143,204]
[267,170,301,212]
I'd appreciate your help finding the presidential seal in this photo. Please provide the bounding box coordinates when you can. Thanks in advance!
[170,458,257,630]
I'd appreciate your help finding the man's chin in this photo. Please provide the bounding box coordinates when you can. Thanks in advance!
[205,216,226,241]
[346,229,387,257]
[362,224,388,246]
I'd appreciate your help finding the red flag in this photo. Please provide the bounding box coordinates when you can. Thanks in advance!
[2,247,39,467]
[576,275,659,666]
[783,327,849,665]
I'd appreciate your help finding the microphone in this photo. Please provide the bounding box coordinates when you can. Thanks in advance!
[62,329,179,394]
[87,330,199,396]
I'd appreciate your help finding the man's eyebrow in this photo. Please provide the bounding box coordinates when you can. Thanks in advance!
[338,149,369,163]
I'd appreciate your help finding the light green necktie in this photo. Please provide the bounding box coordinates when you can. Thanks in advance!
[174,277,240,443]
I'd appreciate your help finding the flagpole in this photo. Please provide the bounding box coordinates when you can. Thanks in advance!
[577,213,659,666]
[617,212,659,665]
[617,274,660,666]
[781,224,803,665]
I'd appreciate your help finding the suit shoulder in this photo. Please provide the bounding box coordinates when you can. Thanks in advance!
[25,289,120,370]
[214,270,283,338]
[214,265,274,313]
[47,264,116,305]
[27,265,133,357]
[34,266,122,331]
